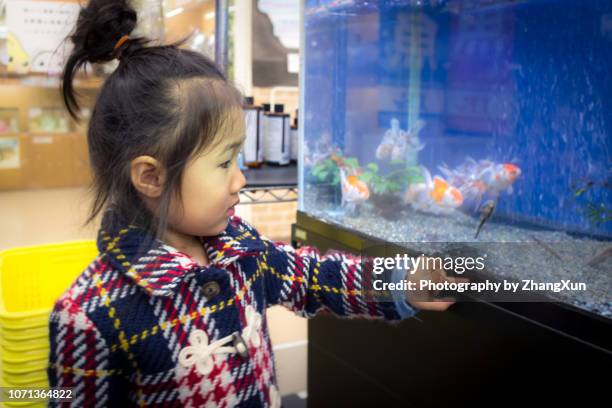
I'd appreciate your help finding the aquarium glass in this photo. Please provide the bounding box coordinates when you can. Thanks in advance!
[300,0,611,317]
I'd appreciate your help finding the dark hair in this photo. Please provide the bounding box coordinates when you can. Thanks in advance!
[62,0,243,237]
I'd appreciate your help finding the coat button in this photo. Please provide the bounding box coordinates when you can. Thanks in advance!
[201,281,221,299]
[232,332,249,359]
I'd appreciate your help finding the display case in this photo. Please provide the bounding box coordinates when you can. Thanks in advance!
[0,75,98,190]
[0,108,19,134]
[23,107,72,188]
[296,1,611,406]
[0,108,22,189]
[27,107,71,134]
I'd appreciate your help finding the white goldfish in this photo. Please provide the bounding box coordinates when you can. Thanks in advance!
[438,158,521,206]
[404,167,464,214]
[376,118,425,162]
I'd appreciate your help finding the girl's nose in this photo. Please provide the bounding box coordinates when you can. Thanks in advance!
[232,166,247,194]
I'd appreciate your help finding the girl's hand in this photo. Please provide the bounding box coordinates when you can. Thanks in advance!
[405,257,469,311]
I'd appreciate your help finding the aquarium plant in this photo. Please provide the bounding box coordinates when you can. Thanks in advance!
[359,160,423,217]
[310,156,341,186]
[309,154,360,206]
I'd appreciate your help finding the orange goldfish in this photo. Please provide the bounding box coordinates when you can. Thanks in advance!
[340,171,370,203]
[404,167,463,214]
[331,155,370,208]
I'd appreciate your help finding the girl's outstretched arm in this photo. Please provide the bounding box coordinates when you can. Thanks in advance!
[260,239,417,322]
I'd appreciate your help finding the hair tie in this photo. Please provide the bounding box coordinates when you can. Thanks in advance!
[114,35,130,50]
[113,35,130,59]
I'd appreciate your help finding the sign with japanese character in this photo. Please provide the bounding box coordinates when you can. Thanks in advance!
[6,0,80,74]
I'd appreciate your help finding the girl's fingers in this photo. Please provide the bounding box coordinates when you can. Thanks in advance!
[436,269,468,283]
[444,275,470,284]
[414,299,455,311]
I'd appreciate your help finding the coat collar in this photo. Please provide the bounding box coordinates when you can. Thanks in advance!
[97,210,266,297]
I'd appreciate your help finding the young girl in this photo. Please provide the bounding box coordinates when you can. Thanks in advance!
[48,1,458,406]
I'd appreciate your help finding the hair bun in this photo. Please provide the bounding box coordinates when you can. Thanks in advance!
[71,0,139,64]
[62,0,146,119]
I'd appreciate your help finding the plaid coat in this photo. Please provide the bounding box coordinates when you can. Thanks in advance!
[48,210,415,407]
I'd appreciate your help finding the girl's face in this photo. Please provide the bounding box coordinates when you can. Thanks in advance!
[168,108,247,237]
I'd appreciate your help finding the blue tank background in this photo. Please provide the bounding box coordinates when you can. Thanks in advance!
[302,0,611,237]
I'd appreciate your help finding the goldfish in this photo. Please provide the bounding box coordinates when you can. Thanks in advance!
[340,170,370,203]
[331,155,370,210]
[376,118,425,162]
[438,158,521,206]
[375,119,398,160]
[404,167,463,214]
[310,131,340,166]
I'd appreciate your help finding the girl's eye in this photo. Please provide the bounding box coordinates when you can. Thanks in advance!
[220,159,232,169]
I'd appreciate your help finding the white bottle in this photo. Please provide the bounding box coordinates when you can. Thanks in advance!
[264,104,290,166]
[260,103,271,162]
[290,111,298,163]
[242,96,263,167]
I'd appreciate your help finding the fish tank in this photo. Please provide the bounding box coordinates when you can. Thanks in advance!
[28,107,71,133]
[299,0,611,318]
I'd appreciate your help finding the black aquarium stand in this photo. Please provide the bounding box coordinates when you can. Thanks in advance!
[292,211,611,408]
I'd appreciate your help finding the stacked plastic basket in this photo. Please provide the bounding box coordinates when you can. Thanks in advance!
[0,241,97,407]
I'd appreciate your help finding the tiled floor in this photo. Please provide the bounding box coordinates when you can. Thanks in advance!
[0,187,307,396]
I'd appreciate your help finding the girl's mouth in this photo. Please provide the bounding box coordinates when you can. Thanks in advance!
[227,206,235,216]
[227,200,239,217]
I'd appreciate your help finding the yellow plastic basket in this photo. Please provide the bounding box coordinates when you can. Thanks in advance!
[0,241,98,328]
[1,358,48,375]
[2,400,45,408]
[0,241,97,392]
[2,348,48,364]
[0,325,48,342]
[1,336,49,353]
[0,369,49,408]
[0,385,47,408]
[2,372,48,387]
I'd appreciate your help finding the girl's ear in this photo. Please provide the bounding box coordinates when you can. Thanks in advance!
[130,156,167,198]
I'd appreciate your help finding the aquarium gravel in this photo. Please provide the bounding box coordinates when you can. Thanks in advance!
[304,188,612,318]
